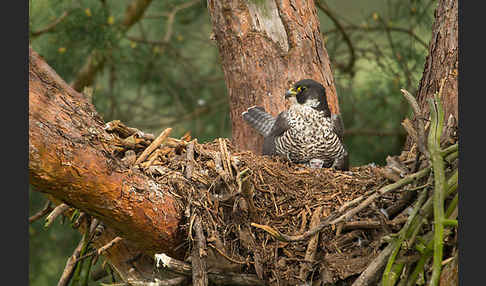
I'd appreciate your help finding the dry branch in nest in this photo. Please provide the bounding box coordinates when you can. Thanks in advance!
[95,116,458,286]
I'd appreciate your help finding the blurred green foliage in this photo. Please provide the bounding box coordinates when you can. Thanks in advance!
[29,0,435,285]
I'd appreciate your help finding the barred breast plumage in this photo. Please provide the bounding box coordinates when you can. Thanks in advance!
[274,104,346,167]
[242,79,349,170]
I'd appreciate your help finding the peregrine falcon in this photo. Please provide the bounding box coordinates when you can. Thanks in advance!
[242,79,349,170]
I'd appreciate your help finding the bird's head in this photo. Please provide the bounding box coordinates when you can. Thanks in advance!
[285,79,330,114]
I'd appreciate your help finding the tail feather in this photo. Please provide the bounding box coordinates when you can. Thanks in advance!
[331,113,345,141]
[242,106,275,137]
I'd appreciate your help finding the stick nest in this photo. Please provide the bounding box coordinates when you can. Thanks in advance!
[105,120,432,285]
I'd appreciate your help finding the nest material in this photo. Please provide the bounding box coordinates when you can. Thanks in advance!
[105,121,428,285]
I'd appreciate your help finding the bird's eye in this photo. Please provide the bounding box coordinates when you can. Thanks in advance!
[297,86,306,92]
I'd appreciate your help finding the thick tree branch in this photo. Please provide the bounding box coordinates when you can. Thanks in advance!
[29,47,182,257]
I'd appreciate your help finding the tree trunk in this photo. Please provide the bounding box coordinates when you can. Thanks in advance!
[29,47,183,258]
[207,0,340,154]
[406,0,458,149]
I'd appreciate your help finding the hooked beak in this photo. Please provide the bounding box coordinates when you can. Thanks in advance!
[285,87,297,99]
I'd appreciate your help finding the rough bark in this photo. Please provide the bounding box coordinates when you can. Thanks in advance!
[406,0,458,149]
[29,47,183,258]
[207,0,340,154]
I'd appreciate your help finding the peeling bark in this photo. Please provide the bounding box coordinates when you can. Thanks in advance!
[207,0,340,154]
[406,0,458,149]
[416,0,458,121]
[29,47,183,257]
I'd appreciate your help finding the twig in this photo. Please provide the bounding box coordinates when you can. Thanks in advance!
[338,189,376,212]
[57,234,87,286]
[237,226,263,279]
[351,243,394,286]
[341,220,382,231]
[125,35,167,46]
[44,203,70,228]
[155,253,193,275]
[384,190,416,219]
[330,167,430,224]
[29,200,52,224]
[30,11,70,37]
[135,128,172,165]
[106,262,116,283]
[71,50,107,92]
[71,0,154,92]
[57,219,98,286]
[405,231,435,286]
[316,1,356,74]
[428,92,446,286]
[240,174,257,221]
[445,193,458,219]
[381,189,428,286]
[442,219,457,227]
[381,14,413,89]
[82,254,95,286]
[251,167,430,242]
[323,25,428,48]
[406,254,432,286]
[401,89,428,159]
[218,138,233,179]
[154,253,264,286]
[101,277,188,286]
[185,140,195,179]
[206,273,266,286]
[75,236,123,263]
[208,244,246,265]
[440,143,457,157]
[71,218,100,285]
[444,151,458,164]
[91,267,109,281]
[72,211,86,229]
[163,0,199,43]
[121,0,154,29]
[191,216,208,286]
[401,119,418,148]
[377,166,401,183]
[142,149,161,168]
[404,169,457,250]
[441,256,455,266]
[299,206,322,281]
